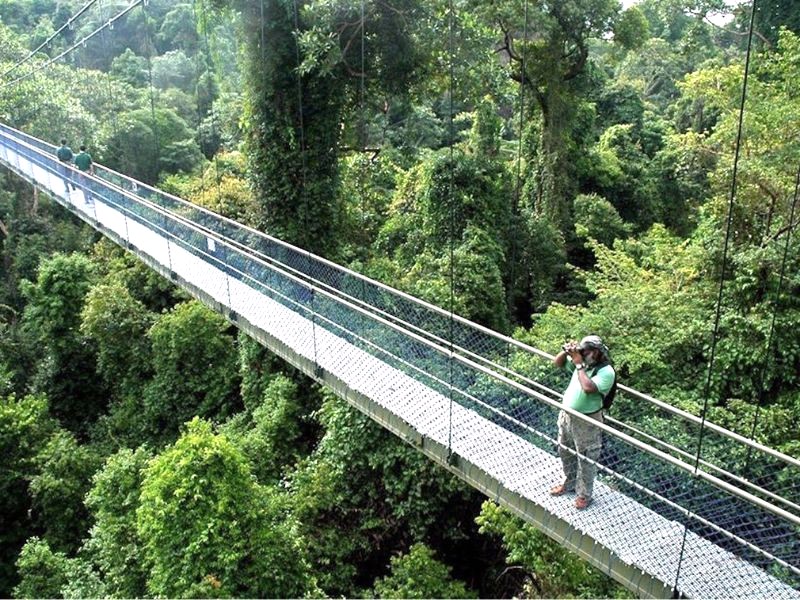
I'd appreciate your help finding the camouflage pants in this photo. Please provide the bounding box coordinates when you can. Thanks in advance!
[557,409,604,500]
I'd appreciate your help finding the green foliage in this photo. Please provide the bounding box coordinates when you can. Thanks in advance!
[586,123,660,229]
[20,253,97,355]
[373,149,512,328]
[469,96,503,158]
[338,152,399,264]
[371,543,477,599]
[20,253,107,432]
[0,393,56,596]
[144,301,240,443]
[573,193,632,247]
[80,282,155,397]
[290,392,475,596]
[223,374,321,484]
[161,151,257,223]
[13,538,104,600]
[99,107,203,185]
[90,239,186,313]
[237,0,346,256]
[477,501,630,599]
[109,49,149,88]
[13,538,71,600]
[137,418,314,598]
[82,447,152,598]
[523,224,710,392]
[614,7,651,51]
[28,430,102,554]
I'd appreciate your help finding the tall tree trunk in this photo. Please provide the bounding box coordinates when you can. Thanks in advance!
[240,0,344,258]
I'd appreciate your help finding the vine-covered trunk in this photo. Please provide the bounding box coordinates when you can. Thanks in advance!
[241,0,344,257]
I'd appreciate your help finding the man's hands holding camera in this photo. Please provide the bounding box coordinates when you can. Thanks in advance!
[561,341,584,365]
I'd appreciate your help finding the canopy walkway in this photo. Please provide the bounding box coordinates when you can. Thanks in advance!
[1,123,798,599]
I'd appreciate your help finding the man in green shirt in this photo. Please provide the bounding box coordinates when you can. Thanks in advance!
[56,139,76,191]
[74,146,94,174]
[550,335,615,509]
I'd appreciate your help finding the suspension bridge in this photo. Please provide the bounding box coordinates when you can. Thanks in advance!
[1,122,798,598]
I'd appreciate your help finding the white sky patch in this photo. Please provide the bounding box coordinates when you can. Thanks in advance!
[619,0,748,26]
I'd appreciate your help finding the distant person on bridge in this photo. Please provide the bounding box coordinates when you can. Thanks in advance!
[56,139,74,163]
[74,146,94,174]
[550,335,615,510]
[56,139,75,190]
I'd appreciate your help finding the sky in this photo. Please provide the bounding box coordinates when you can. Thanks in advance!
[620,0,743,26]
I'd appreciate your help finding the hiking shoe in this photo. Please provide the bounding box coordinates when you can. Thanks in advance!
[549,484,572,496]
[575,496,591,510]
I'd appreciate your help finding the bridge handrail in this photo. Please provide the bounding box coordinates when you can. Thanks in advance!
[3,130,800,582]
[75,157,800,530]
[2,120,797,477]
[1,123,798,472]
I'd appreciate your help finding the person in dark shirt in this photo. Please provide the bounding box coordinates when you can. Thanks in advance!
[56,139,74,163]
[56,139,75,191]
[74,146,94,173]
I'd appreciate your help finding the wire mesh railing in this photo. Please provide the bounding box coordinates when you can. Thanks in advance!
[1,123,798,596]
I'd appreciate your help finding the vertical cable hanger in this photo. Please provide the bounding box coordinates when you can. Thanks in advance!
[100,0,120,155]
[446,0,456,462]
[291,0,319,370]
[199,0,223,206]
[191,0,208,202]
[143,0,161,182]
[508,0,529,319]
[672,0,759,594]
[358,0,370,304]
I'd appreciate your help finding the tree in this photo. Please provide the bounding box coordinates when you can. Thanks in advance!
[20,253,106,433]
[474,0,619,233]
[152,49,197,93]
[289,391,477,596]
[136,418,314,598]
[371,543,477,599]
[477,501,629,598]
[98,107,203,184]
[0,393,56,596]
[13,538,71,600]
[109,49,150,88]
[81,447,153,598]
[143,301,240,443]
[225,0,346,256]
[223,374,321,484]
[373,148,512,328]
[80,282,155,398]
[13,537,104,600]
[28,430,102,554]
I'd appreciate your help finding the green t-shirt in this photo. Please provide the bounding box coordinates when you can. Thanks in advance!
[562,362,615,414]
[74,151,92,171]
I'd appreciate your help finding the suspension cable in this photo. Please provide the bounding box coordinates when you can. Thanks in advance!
[0,0,145,90]
[508,0,529,317]
[357,0,369,303]
[143,1,160,182]
[198,0,223,206]
[290,0,319,368]
[446,0,456,459]
[0,0,101,81]
[673,0,759,593]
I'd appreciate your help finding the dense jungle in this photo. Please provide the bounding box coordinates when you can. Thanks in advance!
[0,0,798,597]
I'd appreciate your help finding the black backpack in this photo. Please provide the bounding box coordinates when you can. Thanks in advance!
[589,362,617,410]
